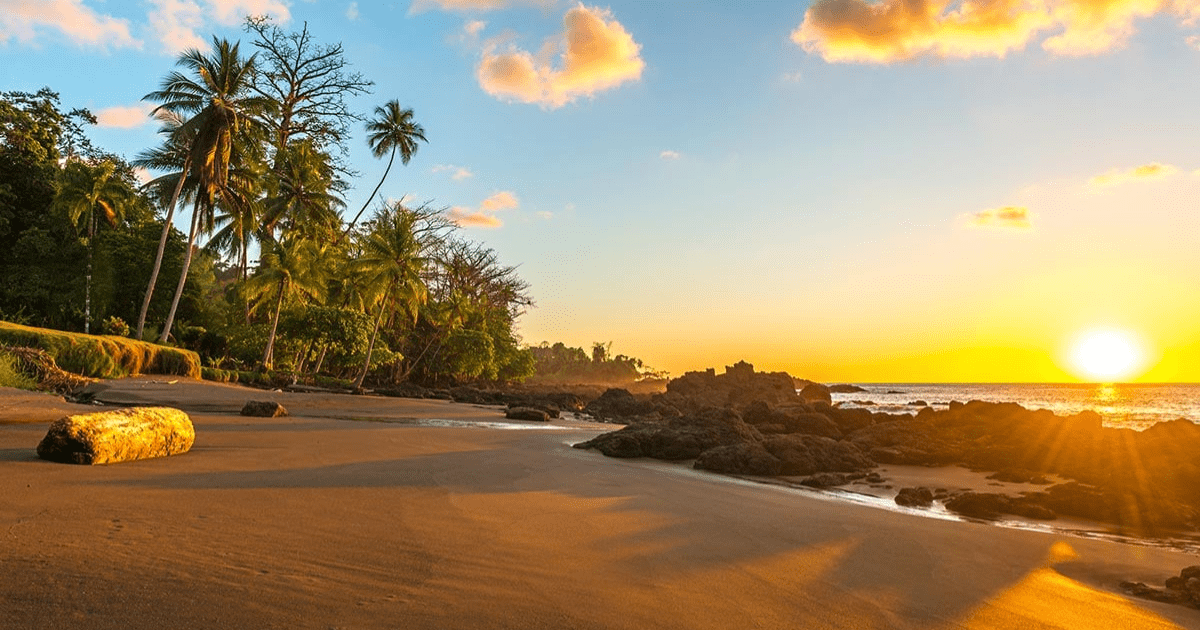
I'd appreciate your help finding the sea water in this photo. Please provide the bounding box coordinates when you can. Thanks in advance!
[832,383,1200,430]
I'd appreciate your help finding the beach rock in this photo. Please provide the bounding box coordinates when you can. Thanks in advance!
[507,401,560,419]
[828,384,868,393]
[986,469,1050,485]
[741,401,842,438]
[584,388,655,422]
[574,407,761,461]
[241,400,288,417]
[661,362,801,412]
[943,492,1056,521]
[694,443,781,476]
[37,407,195,465]
[763,434,873,476]
[800,472,850,488]
[895,487,934,508]
[505,407,550,422]
[798,383,833,404]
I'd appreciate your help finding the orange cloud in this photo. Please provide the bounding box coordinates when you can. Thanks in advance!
[96,104,154,129]
[793,0,1196,63]
[1088,162,1179,187]
[0,0,139,49]
[477,4,644,108]
[480,190,519,211]
[448,207,504,228]
[965,206,1033,230]
[447,191,519,228]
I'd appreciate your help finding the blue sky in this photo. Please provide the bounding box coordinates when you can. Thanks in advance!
[4,0,1200,381]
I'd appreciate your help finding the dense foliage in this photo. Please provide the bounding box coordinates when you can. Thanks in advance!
[0,20,537,388]
[526,341,663,385]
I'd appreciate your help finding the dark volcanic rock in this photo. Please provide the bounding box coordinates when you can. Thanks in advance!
[828,384,867,394]
[800,472,851,488]
[763,434,873,476]
[895,487,934,508]
[574,407,761,460]
[986,469,1051,484]
[660,361,801,412]
[943,492,1056,521]
[694,443,781,476]
[1122,565,1200,608]
[505,407,550,422]
[585,388,655,421]
[507,401,560,419]
[797,382,833,404]
[241,400,288,417]
[741,401,842,438]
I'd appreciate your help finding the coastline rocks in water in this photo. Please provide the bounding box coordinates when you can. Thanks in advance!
[943,492,1056,521]
[584,388,656,422]
[800,472,853,488]
[505,407,550,422]
[895,487,934,508]
[507,401,560,419]
[741,401,842,438]
[694,443,781,476]
[241,400,288,417]
[37,407,195,465]
[797,382,833,404]
[574,407,761,460]
[828,384,868,394]
[1122,566,1200,608]
[763,434,873,476]
[658,362,801,413]
[986,469,1051,485]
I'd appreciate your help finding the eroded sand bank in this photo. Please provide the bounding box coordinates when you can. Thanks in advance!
[2,377,1198,629]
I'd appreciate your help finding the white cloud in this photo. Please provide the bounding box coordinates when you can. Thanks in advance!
[477,4,644,108]
[432,164,475,180]
[95,103,154,129]
[1189,34,1200,49]
[147,0,290,54]
[536,210,554,220]
[660,150,680,160]
[346,2,359,20]
[0,0,140,49]
[411,0,554,12]
[465,19,486,35]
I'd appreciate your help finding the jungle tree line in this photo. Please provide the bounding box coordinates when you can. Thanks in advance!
[0,19,536,386]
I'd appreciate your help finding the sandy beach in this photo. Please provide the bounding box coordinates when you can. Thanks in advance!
[2,378,1199,629]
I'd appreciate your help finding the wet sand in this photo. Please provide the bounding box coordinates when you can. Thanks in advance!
[2,377,1199,629]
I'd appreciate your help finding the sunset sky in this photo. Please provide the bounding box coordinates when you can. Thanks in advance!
[3,0,1200,382]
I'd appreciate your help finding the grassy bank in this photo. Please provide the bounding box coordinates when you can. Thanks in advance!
[0,321,200,379]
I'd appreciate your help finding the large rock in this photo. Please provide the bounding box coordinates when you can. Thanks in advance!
[241,400,288,417]
[693,443,781,476]
[506,407,550,422]
[658,361,801,412]
[37,407,195,465]
[584,388,655,422]
[763,434,873,476]
[574,407,761,460]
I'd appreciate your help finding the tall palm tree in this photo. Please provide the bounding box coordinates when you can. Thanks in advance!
[340,101,426,240]
[131,110,192,340]
[350,203,432,389]
[142,36,272,343]
[262,140,344,242]
[244,237,331,370]
[53,159,137,334]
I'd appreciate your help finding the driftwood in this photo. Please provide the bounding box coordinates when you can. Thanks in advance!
[37,407,195,465]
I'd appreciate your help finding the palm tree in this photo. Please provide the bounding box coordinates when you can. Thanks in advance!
[142,36,272,343]
[244,237,331,370]
[53,159,137,334]
[131,110,192,340]
[340,101,426,240]
[350,203,433,389]
[262,140,344,242]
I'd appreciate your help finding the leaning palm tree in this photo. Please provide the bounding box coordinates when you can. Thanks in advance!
[245,236,331,370]
[340,101,426,240]
[53,159,137,334]
[142,36,273,343]
[350,204,433,389]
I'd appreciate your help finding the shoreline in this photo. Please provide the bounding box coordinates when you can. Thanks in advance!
[3,377,1200,628]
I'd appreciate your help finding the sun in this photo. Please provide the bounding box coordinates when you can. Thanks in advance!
[1067,328,1147,382]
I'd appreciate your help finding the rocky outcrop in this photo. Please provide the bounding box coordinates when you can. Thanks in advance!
[37,407,194,465]
[762,434,873,476]
[1122,566,1200,608]
[895,487,934,508]
[573,407,761,460]
[943,492,1057,521]
[828,384,868,393]
[584,388,656,422]
[694,443,781,476]
[655,362,801,413]
[505,407,550,422]
[241,400,288,417]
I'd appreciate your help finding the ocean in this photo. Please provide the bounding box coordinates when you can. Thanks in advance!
[831,383,1200,430]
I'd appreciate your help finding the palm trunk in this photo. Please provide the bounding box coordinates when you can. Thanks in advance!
[261,276,288,370]
[339,148,395,242]
[136,156,190,340]
[312,346,328,375]
[354,301,387,389]
[158,199,201,344]
[84,209,95,334]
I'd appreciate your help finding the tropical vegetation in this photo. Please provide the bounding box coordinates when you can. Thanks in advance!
[0,19,539,388]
